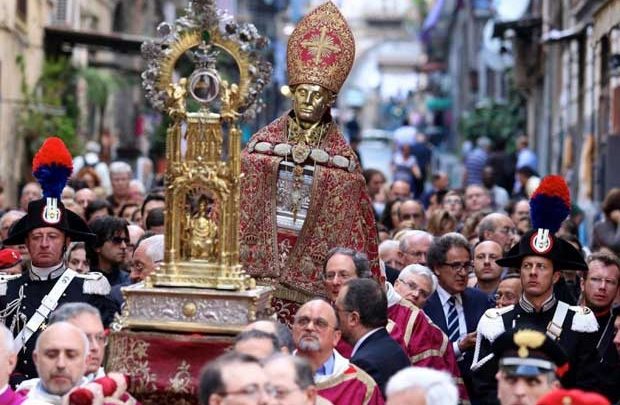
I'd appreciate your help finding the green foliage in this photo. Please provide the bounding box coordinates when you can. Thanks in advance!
[78,68,125,108]
[458,76,526,149]
[15,56,80,158]
[151,115,170,159]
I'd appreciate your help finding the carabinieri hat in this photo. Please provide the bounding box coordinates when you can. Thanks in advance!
[496,175,587,271]
[492,329,569,379]
[3,137,96,245]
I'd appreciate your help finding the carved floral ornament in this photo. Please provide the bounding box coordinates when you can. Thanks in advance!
[141,0,272,119]
[167,162,232,198]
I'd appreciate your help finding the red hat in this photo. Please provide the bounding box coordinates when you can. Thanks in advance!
[536,389,610,405]
[0,248,22,270]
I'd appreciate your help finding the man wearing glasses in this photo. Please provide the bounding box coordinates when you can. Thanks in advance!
[393,264,436,309]
[423,233,492,399]
[199,352,273,405]
[290,299,382,405]
[477,213,518,253]
[87,216,131,288]
[398,230,433,267]
[263,354,334,405]
[581,252,620,403]
[494,273,522,308]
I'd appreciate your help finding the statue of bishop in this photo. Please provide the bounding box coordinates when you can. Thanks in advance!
[240,1,379,321]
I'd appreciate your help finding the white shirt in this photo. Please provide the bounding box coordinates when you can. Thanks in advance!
[351,327,383,357]
[0,385,8,396]
[436,285,467,357]
[24,381,63,405]
[30,262,65,280]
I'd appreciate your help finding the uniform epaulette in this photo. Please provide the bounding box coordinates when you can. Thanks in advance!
[0,274,20,296]
[476,305,513,342]
[77,272,111,295]
[568,305,599,333]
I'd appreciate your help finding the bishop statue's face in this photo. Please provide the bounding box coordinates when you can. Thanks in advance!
[291,84,334,129]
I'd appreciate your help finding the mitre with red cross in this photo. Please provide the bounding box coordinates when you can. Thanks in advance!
[286,1,355,94]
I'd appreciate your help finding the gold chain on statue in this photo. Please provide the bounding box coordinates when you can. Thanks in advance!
[286,117,328,222]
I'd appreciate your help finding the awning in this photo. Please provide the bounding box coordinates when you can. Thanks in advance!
[44,26,150,55]
[541,22,590,43]
[492,16,542,39]
[426,96,452,111]
[593,0,620,41]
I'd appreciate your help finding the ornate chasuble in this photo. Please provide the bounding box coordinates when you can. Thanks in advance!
[240,113,379,312]
[317,357,384,405]
[387,300,469,401]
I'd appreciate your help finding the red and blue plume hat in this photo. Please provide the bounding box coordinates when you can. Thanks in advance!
[32,137,73,200]
[496,175,587,271]
[3,137,95,245]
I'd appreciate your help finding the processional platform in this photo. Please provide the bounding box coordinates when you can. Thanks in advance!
[105,1,274,403]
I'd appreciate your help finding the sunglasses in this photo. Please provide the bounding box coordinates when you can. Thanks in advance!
[110,236,130,245]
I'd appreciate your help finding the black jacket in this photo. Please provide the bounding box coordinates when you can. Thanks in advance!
[350,327,410,397]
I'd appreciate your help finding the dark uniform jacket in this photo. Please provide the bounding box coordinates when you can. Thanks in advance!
[0,266,117,384]
[593,309,620,403]
[470,295,601,404]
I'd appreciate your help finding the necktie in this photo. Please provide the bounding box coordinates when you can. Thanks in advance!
[447,296,461,342]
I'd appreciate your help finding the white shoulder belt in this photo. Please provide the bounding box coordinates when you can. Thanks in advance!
[14,269,78,352]
[546,301,569,341]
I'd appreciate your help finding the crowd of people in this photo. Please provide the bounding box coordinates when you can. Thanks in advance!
[0,95,618,405]
[2,0,620,403]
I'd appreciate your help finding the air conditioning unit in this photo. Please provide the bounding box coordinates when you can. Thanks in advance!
[52,0,77,28]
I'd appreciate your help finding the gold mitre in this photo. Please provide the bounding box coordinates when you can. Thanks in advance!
[286,1,355,94]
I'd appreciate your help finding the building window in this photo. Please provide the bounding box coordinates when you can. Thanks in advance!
[16,0,27,21]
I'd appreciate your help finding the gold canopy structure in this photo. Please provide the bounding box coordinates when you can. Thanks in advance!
[113,0,273,334]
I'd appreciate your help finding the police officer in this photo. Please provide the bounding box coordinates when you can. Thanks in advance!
[471,176,602,403]
[493,329,566,405]
[0,137,118,384]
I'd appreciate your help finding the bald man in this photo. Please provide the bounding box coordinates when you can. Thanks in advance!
[24,322,88,403]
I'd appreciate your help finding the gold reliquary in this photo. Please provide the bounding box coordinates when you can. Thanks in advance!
[114,0,273,334]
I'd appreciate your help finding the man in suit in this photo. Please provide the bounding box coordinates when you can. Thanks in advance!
[423,232,492,397]
[335,278,410,396]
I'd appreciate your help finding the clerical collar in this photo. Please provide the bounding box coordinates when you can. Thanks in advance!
[519,294,556,313]
[0,384,7,396]
[30,381,63,404]
[30,262,65,281]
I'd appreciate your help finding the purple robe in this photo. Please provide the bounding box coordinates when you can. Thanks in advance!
[0,386,26,405]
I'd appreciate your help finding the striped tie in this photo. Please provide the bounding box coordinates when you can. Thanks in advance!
[447,296,460,342]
